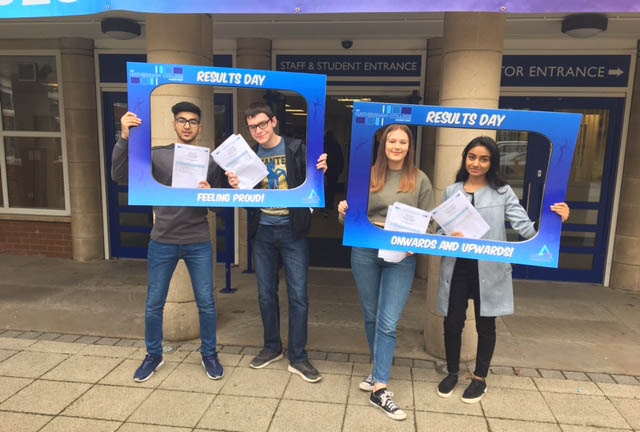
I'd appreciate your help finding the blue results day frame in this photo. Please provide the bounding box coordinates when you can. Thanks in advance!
[343,102,582,268]
[126,62,326,208]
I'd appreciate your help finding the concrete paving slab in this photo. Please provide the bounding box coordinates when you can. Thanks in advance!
[485,375,537,391]
[55,334,80,343]
[37,333,63,341]
[117,424,191,432]
[62,384,152,421]
[197,395,279,432]
[480,388,556,423]
[159,362,232,394]
[587,372,616,383]
[543,393,631,429]
[0,348,16,362]
[344,404,416,431]
[220,368,290,398]
[411,367,442,383]
[533,377,603,395]
[41,355,124,383]
[128,389,215,428]
[0,411,51,432]
[0,376,33,402]
[539,369,565,379]
[98,358,179,389]
[412,381,483,416]
[610,397,640,429]
[24,340,85,354]
[611,374,640,385]
[218,352,243,367]
[563,371,590,381]
[0,380,90,415]
[312,359,353,376]
[16,331,43,340]
[269,399,345,432]
[391,365,413,381]
[77,344,138,358]
[596,382,640,399]
[0,337,36,350]
[560,426,632,432]
[0,350,68,378]
[415,411,487,432]
[486,418,561,432]
[283,373,350,403]
[38,416,121,432]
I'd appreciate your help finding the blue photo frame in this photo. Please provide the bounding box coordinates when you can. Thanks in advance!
[126,62,326,207]
[343,102,582,268]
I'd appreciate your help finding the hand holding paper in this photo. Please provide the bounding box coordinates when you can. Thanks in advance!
[211,134,268,189]
[378,202,432,263]
[171,143,211,188]
[431,191,490,239]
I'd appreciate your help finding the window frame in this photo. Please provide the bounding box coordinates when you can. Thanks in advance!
[0,50,69,216]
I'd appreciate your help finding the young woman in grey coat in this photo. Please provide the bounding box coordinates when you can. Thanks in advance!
[435,136,570,403]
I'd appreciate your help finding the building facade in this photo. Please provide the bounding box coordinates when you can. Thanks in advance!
[1,9,639,294]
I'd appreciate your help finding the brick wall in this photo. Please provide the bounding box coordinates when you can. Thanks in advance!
[0,220,72,258]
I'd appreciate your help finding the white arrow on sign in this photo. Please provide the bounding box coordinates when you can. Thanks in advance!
[608,67,624,77]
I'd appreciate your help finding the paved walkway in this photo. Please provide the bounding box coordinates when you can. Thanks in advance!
[0,254,639,430]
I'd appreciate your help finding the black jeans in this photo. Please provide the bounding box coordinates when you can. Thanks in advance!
[443,259,496,378]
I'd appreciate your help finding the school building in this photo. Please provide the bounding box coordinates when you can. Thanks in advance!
[1,4,640,352]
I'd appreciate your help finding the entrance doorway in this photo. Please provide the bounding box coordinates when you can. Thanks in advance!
[279,93,421,267]
[499,96,625,283]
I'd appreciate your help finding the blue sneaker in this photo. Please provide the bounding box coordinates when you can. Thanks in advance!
[202,353,224,380]
[133,354,164,383]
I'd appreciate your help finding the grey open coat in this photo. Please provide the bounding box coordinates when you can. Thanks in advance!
[436,182,536,317]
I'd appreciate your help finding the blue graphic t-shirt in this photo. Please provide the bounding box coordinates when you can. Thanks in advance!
[257,138,289,224]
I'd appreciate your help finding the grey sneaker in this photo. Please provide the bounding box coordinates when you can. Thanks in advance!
[288,360,322,383]
[359,374,374,392]
[249,350,283,369]
[461,378,487,403]
[369,388,407,421]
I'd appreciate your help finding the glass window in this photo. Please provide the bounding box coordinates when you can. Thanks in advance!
[0,55,64,213]
[4,137,64,210]
[0,56,60,132]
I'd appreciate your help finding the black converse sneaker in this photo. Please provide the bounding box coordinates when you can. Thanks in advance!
[461,378,487,403]
[369,388,407,421]
[437,373,458,398]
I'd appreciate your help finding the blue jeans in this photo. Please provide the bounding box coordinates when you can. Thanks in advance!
[146,240,217,357]
[351,247,416,384]
[252,224,309,363]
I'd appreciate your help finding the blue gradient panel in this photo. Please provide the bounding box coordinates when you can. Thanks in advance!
[127,62,326,208]
[343,102,582,268]
[1,1,637,19]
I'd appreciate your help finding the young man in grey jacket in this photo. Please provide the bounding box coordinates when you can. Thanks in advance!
[111,101,225,383]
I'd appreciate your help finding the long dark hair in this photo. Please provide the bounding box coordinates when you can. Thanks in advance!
[455,136,507,190]
[370,124,418,193]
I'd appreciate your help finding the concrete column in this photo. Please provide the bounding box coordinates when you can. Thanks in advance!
[424,13,505,361]
[610,50,640,293]
[416,38,444,280]
[61,38,104,261]
[146,14,214,342]
[235,38,272,271]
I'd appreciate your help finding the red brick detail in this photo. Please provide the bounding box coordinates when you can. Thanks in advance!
[0,220,72,258]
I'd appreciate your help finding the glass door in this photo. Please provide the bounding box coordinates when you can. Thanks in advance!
[103,91,152,258]
[499,97,625,283]
[275,92,419,268]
